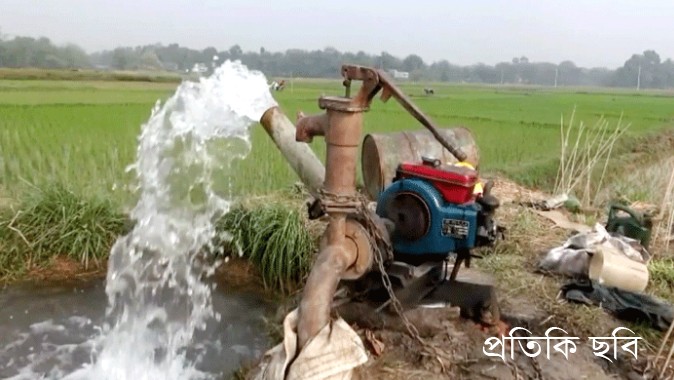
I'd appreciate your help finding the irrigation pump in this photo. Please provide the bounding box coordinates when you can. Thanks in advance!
[257,65,505,378]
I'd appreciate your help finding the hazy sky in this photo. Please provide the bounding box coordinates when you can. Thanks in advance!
[1,0,672,69]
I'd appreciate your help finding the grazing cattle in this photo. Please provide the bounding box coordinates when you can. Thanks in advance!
[269,80,286,91]
[424,88,435,95]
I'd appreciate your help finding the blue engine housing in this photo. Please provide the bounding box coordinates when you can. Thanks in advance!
[376,178,479,256]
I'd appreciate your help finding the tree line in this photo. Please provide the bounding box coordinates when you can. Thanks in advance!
[1,30,673,89]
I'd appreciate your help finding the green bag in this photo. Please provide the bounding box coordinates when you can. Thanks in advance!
[605,202,653,250]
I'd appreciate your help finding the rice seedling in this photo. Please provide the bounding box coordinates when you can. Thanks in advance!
[2,80,673,203]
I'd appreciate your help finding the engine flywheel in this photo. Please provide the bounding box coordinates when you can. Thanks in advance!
[384,191,430,241]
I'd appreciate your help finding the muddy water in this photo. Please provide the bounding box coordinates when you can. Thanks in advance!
[0,279,273,379]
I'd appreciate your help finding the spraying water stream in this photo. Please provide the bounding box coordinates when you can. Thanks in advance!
[0,60,278,380]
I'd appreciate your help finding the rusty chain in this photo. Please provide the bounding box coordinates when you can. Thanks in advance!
[317,189,453,371]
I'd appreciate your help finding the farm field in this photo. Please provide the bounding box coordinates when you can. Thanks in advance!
[1,75,674,379]
[1,77,673,209]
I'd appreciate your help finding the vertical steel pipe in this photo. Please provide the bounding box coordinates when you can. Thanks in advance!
[295,95,369,350]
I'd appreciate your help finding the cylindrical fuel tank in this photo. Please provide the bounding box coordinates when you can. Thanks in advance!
[361,127,479,201]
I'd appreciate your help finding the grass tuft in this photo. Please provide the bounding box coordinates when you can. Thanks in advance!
[216,202,316,295]
[0,184,127,280]
[649,258,674,298]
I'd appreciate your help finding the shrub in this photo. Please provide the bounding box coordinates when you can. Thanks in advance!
[217,203,316,294]
[0,184,127,279]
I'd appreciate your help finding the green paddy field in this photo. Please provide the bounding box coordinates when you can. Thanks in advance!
[1,75,673,208]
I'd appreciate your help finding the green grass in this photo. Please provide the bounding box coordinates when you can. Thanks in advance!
[216,201,315,294]
[1,79,672,207]
[0,67,183,83]
[0,184,127,280]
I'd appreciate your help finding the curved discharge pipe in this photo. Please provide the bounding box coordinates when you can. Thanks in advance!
[258,67,385,361]
[260,105,365,352]
[296,243,356,348]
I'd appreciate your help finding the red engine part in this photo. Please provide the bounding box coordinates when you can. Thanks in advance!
[397,162,478,204]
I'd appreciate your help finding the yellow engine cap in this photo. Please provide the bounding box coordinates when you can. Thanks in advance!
[453,161,475,170]
[451,161,483,195]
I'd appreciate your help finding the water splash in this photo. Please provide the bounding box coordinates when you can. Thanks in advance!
[2,60,277,380]
[76,60,276,380]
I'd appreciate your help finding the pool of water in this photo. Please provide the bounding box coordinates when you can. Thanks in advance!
[0,279,273,379]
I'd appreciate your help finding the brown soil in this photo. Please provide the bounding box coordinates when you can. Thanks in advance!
[213,256,267,292]
[8,252,268,297]
[25,255,107,283]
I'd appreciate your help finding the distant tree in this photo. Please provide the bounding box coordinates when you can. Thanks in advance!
[202,46,218,61]
[228,44,242,58]
[470,63,499,83]
[139,50,162,69]
[402,54,425,73]
[111,48,135,69]
[610,50,670,88]
[495,62,514,83]
[379,51,401,71]
[556,60,580,86]
[1,31,673,89]
[61,44,90,68]
[659,59,674,87]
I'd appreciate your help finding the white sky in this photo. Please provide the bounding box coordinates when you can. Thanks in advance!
[1,0,672,69]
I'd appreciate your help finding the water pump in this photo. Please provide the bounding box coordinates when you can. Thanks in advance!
[342,70,505,322]
[260,65,506,360]
[338,152,505,319]
[376,158,501,266]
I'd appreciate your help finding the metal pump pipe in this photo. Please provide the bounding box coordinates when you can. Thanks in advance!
[259,107,326,197]
[259,100,371,351]
[295,100,369,349]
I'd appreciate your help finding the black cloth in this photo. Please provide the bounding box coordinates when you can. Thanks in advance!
[560,279,674,331]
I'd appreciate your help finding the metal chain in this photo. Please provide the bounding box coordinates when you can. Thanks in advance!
[359,203,425,344]
[318,189,452,370]
[530,355,544,380]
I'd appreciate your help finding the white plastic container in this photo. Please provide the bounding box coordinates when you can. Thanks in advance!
[588,243,649,293]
